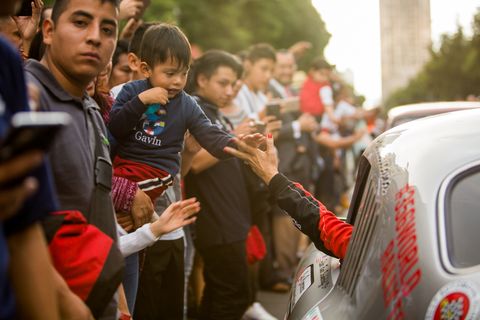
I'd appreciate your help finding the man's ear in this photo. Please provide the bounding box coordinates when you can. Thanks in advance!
[127,52,139,71]
[197,74,209,89]
[42,18,54,46]
[139,61,151,78]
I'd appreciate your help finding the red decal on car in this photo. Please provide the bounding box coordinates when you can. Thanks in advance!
[381,184,421,317]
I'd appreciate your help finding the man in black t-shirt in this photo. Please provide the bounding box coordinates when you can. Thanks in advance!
[184,50,251,320]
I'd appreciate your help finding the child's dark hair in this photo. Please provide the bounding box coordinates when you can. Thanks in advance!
[128,22,157,55]
[112,39,129,68]
[310,57,333,71]
[246,43,276,64]
[140,23,192,70]
[51,0,119,23]
[186,50,243,94]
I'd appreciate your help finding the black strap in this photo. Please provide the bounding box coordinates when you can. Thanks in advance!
[85,103,117,240]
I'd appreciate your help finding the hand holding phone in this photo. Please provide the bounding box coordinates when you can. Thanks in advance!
[0,112,71,163]
[265,103,281,120]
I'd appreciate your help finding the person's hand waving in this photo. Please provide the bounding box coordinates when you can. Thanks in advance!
[13,0,44,54]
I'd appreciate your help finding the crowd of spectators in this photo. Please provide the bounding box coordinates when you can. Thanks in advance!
[0,0,384,319]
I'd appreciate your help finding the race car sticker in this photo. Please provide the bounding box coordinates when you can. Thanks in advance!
[294,264,314,305]
[303,306,323,320]
[425,281,480,320]
[318,256,331,289]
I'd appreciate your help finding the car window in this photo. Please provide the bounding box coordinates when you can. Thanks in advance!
[346,156,371,225]
[445,166,480,268]
[339,156,379,298]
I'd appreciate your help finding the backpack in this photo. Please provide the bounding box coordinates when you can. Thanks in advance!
[44,210,124,318]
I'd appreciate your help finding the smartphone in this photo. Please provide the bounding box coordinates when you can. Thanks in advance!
[0,112,71,163]
[15,0,32,16]
[252,120,266,134]
[266,103,281,119]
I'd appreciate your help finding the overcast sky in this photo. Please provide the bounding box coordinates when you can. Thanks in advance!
[311,0,480,107]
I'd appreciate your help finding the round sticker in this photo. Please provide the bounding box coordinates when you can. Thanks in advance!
[425,281,480,320]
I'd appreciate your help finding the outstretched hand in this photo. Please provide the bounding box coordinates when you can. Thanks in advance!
[150,197,200,237]
[237,132,266,149]
[224,133,279,184]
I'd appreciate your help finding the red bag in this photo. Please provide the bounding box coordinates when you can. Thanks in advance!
[45,210,124,318]
[246,225,266,264]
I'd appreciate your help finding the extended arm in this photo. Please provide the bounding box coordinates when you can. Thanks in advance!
[187,98,235,160]
[224,134,353,259]
[268,173,352,259]
[8,223,60,320]
[315,128,365,149]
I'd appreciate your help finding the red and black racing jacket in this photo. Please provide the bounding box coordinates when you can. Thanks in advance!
[268,173,353,259]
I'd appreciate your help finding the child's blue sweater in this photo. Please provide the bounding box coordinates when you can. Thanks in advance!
[109,79,233,176]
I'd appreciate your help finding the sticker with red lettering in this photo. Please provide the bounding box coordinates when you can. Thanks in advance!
[380,184,421,318]
[425,281,480,320]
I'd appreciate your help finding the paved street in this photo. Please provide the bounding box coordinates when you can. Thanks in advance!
[258,290,291,319]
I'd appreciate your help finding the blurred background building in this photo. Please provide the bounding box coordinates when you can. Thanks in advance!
[380,0,431,101]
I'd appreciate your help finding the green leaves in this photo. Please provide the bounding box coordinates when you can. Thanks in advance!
[385,9,480,109]
[142,0,330,65]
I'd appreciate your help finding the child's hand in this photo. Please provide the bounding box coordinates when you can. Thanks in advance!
[238,133,266,149]
[150,198,200,237]
[233,118,256,137]
[139,87,169,106]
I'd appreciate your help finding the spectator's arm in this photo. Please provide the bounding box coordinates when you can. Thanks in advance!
[111,176,138,213]
[186,98,234,160]
[269,173,352,259]
[112,176,154,230]
[12,0,43,57]
[314,129,365,149]
[8,223,60,320]
[117,285,131,319]
[181,131,201,177]
[189,148,219,174]
[118,0,144,20]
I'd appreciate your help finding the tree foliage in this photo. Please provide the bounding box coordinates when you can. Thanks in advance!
[143,0,330,67]
[43,0,331,67]
[385,10,480,109]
